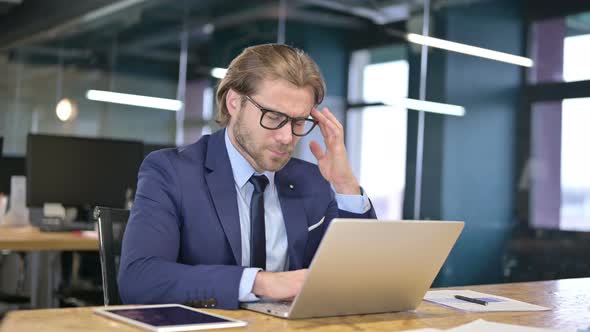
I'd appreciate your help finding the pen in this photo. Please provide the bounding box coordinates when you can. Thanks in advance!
[454,295,488,305]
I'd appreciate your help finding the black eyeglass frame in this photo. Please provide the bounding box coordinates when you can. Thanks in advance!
[245,95,318,137]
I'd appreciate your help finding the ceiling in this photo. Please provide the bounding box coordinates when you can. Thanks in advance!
[0,0,422,102]
[2,0,589,103]
[2,0,590,69]
[0,0,418,66]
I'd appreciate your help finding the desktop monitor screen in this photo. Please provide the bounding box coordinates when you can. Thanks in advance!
[26,134,143,208]
[0,156,25,195]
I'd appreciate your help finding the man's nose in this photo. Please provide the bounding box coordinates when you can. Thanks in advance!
[275,121,294,145]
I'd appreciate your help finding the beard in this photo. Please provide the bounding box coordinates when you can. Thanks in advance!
[232,111,293,172]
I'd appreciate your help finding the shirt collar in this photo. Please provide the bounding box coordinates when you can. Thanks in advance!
[224,129,275,189]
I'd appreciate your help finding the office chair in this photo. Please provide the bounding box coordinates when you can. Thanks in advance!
[94,206,130,306]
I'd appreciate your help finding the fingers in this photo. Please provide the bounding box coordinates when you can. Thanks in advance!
[311,107,343,145]
[320,107,344,131]
[313,107,343,132]
[309,141,325,161]
[311,108,330,139]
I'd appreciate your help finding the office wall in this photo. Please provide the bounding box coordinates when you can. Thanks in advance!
[288,23,349,98]
[404,0,523,286]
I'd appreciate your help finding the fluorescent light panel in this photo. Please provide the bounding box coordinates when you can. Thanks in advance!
[210,67,227,79]
[406,33,534,68]
[384,98,466,117]
[86,90,182,111]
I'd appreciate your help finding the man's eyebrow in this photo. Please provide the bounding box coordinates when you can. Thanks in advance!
[267,107,310,119]
[259,102,281,113]
[256,98,312,118]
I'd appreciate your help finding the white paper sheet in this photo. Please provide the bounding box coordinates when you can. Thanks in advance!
[399,319,555,332]
[424,290,550,312]
[447,319,555,332]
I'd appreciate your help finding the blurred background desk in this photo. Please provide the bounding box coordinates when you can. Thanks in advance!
[0,226,98,308]
[0,226,98,251]
[1,278,589,331]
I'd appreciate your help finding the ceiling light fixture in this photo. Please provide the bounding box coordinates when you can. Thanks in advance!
[86,89,182,111]
[405,33,534,67]
[353,98,466,117]
[210,67,228,79]
[390,97,465,117]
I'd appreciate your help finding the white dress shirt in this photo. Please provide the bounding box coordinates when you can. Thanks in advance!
[223,131,370,301]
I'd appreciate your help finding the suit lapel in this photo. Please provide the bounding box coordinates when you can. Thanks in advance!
[276,169,308,270]
[204,130,241,265]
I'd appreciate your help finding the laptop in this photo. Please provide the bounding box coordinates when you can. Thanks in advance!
[241,219,464,319]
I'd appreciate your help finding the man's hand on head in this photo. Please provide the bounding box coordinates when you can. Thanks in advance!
[309,107,361,195]
[252,269,309,300]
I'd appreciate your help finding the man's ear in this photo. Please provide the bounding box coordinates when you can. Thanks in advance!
[226,89,241,116]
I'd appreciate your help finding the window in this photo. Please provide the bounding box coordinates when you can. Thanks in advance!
[347,47,408,219]
[563,34,590,82]
[531,98,590,232]
[530,11,590,84]
[528,10,590,232]
[561,98,590,231]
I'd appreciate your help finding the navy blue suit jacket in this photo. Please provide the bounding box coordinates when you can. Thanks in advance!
[118,129,377,309]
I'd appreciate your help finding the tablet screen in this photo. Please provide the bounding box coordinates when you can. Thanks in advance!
[105,306,231,326]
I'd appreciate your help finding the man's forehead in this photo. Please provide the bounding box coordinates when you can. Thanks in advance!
[252,80,314,115]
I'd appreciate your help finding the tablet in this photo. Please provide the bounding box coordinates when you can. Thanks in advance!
[94,304,247,332]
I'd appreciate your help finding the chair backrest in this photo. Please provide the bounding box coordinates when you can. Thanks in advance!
[94,206,130,306]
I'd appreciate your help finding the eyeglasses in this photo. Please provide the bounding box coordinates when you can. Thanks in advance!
[245,95,318,137]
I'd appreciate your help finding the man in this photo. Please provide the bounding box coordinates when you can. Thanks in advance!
[119,44,377,309]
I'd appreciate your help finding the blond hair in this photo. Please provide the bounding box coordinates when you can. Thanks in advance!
[215,44,325,127]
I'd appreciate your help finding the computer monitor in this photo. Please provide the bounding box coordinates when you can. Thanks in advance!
[26,134,143,211]
[0,156,26,195]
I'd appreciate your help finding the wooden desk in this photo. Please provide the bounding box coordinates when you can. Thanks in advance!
[2,278,589,331]
[0,226,98,251]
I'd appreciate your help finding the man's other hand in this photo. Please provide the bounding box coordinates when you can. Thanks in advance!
[309,107,360,195]
[252,269,309,300]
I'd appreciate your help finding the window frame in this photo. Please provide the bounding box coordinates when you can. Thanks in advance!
[519,6,590,235]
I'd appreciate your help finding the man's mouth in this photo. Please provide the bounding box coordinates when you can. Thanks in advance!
[269,148,290,157]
